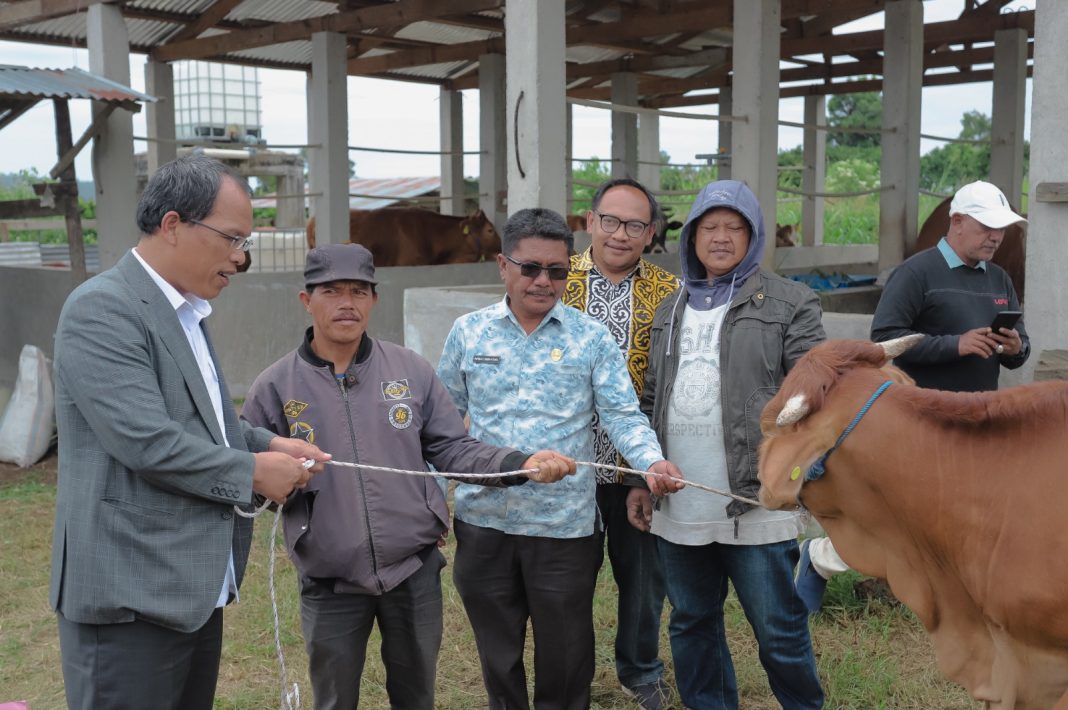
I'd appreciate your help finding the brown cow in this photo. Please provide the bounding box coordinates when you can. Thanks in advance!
[914,196,1026,301]
[566,213,587,233]
[305,207,501,266]
[775,223,798,248]
[758,337,1068,710]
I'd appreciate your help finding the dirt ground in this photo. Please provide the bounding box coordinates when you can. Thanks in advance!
[0,447,58,485]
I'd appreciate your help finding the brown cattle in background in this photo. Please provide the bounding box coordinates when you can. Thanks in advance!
[913,196,1026,301]
[306,207,501,267]
[775,223,798,247]
[566,213,587,233]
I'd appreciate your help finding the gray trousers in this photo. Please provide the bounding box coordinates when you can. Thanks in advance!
[452,518,602,710]
[57,607,224,710]
[299,545,446,710]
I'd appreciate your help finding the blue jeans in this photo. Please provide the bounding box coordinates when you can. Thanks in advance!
[597,483,666,689]
[657,538,824,710]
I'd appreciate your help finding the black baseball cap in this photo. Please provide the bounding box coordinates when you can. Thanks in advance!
[304,243,377,287]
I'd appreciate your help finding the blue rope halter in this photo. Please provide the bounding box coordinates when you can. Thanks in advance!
[805,380,894,482]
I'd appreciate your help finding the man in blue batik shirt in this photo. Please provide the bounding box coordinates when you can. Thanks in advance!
[437,207,684,710]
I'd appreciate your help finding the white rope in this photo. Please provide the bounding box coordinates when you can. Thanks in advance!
[323,459,763,507]
[268,508,300,710]
[239,456,761,708]
[777,184,893,199]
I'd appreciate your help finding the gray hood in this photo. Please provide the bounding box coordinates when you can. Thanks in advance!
[679,180,766,310]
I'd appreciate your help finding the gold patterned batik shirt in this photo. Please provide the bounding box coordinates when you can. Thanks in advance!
[563,247,680,480]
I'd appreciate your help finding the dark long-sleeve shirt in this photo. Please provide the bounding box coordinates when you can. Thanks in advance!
[871,240,1029,392]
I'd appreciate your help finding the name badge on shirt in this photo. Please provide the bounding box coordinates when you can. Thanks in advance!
[473,354,501,365]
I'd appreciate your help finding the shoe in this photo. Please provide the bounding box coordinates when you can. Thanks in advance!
[796,538,828,613]
[622,679,670,710]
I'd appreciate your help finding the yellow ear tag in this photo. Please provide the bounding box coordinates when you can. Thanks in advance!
[463,225,470,234]
[790,466,801,481]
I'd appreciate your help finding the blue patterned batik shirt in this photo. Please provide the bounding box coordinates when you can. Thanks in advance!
[437,298,665,538]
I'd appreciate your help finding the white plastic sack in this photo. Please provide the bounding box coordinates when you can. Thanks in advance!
[0,344,55,467]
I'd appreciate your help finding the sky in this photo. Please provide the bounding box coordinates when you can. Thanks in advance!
[0,0,1036,183]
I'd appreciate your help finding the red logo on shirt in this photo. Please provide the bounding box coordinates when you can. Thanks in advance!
[994,298,1008,305]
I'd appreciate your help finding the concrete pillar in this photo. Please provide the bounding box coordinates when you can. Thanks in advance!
[638,111,660,192]
[730,0,780,267]
[308,32,349,245]
[990,27,1028,207]
[505,0,567,215]
[479,52,507,231]
[1023,0,1068,379]
[566,102,574,214]
[801,95,826,246]
[144,60,176,177]
[304,71,320,238]
[879,0,923,271]
[87,3,137,270]
[718,87,732,180]
[611,72,638,179]
[439,88,465,216]
[276,166,305,228]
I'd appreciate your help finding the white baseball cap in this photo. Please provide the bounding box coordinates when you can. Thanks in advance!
[949,181,1027,229]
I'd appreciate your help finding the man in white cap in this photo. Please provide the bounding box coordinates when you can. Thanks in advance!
[794,180,1031,613]
[870,179,1030,391]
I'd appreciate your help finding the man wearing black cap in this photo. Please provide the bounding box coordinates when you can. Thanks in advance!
[241,243,575,710]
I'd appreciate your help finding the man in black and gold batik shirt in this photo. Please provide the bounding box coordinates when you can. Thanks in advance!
[562,178,679,710]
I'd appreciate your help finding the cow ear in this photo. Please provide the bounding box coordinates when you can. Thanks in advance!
[878,334,924,361]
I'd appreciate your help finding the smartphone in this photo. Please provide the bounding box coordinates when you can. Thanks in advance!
[990,310,1022,332]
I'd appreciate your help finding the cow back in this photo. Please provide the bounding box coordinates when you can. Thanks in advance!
[351,208,487,266]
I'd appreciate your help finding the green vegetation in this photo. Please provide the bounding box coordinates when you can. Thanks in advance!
[0,168,97,244]
[2,457,979,708]
[570,92,1027,246]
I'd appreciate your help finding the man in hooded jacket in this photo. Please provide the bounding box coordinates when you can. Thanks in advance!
[627,180,825,709]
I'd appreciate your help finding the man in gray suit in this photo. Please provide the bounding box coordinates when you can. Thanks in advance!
[50,155,327,709]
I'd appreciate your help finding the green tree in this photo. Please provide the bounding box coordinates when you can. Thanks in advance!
[777,146,803,190]
[569,158,611,214]
[920,110,993,194]
[827,90,883,149]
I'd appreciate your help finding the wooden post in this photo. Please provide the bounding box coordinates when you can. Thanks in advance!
[53,98,87,284]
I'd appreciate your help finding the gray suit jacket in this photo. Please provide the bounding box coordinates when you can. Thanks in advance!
[50,251,275,633]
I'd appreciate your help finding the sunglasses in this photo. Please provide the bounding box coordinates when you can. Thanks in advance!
[504,254,570,281]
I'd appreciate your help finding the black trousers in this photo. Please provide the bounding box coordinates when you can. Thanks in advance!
[57,607,224,710]
[452,518,602,710]
[299,546,446,710]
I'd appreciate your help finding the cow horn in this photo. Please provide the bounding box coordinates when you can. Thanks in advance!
[776,394,809,427]
[878,333,924,361]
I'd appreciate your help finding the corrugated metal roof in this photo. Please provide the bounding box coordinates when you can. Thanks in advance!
[395,21,499,45]
[0,65,156,103]
[251,176,443,211]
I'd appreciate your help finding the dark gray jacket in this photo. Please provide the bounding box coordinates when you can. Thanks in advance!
[640,180,824,518]
[641,273,824,517]
[242,330,527,595]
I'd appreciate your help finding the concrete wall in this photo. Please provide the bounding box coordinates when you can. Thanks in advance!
[0,261,500,399]
[1,251,1024,400]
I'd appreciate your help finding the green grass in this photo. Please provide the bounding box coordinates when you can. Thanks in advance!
[772,193,950,247]
[1,459,978,709]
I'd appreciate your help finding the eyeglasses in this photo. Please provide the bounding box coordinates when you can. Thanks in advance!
[594,211,650,239]
[184,218,254,252]
[504,254,569,281]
